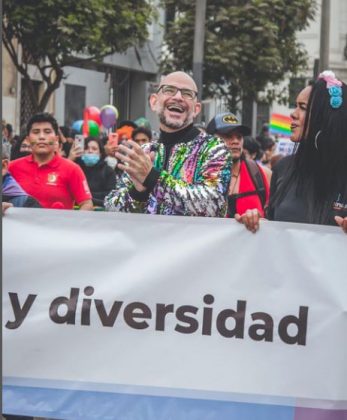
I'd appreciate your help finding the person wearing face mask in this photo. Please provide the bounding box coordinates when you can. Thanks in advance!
[105,71,231,217]
[77,137,116,208]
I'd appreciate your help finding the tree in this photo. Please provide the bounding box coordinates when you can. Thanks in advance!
[160,0,316,110]
[3,0,155,113]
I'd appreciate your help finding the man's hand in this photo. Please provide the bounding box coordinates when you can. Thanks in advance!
[2,202,13,215]
[116,140,153,190]
[235,209,261,233]
[79,199,93,211]
[335,216,347,234]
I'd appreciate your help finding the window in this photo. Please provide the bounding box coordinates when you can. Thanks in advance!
[64,84,86,128]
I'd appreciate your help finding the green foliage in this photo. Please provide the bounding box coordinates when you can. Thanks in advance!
[3,0,155,112]
[160,0,317,109]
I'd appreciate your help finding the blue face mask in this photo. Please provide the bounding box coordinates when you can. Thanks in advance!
[81,154,100,167]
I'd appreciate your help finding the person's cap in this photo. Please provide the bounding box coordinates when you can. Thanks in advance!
[206,113,251,136]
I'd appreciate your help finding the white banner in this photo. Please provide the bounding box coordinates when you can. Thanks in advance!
[3,208,347,420]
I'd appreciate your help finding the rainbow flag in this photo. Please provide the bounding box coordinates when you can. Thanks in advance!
[270,113,291,138]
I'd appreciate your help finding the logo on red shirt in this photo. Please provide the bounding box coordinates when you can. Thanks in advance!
[47,172,58,185]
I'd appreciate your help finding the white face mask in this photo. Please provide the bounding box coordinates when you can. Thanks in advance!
[81,154,100,167]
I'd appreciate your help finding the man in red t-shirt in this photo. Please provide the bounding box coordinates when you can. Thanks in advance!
[9,113,93,210]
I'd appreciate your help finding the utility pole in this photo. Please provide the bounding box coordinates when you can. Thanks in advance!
[318,0,330,73]
[192,0,207,123]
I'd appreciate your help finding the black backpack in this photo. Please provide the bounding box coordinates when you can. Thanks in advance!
[235,159,267,209]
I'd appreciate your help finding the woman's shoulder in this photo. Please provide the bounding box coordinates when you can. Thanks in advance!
[272,154,294,174]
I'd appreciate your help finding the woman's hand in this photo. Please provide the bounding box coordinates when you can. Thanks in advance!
[68,143,83,161]
[335,216,347,234]
[235,209,261,233]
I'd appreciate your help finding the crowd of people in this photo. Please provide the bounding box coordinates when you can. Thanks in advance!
[2,69,347,420]
[2,70,347,234]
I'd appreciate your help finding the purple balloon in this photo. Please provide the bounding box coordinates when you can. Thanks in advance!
[100,107,117,129]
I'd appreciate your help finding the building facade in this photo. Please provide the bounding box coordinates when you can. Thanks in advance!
[202,0,347,137]
[3,1,347,137]
[267,0,347,136]
[2,8,164,135]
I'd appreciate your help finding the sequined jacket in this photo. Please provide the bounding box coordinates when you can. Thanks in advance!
[104,131,231,217]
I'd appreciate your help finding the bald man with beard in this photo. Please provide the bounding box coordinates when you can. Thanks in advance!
[105,71,231,217]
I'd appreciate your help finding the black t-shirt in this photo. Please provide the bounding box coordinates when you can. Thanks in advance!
[267,156,347,225]
[78,160,116,207]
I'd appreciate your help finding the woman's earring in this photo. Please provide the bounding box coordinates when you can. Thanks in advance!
[314,130,322,150]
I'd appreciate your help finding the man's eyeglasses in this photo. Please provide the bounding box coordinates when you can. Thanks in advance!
[157,85,198,100]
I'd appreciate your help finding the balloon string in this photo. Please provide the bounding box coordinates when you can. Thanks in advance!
[83,108,89,137]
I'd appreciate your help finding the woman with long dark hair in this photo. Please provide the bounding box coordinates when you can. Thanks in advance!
[238,70,347,233]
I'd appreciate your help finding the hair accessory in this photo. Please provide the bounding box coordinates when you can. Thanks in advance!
[318,70,343,109]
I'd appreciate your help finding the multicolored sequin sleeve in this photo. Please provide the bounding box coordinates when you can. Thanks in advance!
[104,172,148,213]
[104,134,231,217]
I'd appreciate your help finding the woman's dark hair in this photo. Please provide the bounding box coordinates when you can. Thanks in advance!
[5,123,13,136]
[62,141,72,157]
[269,76,347,224]
[261,138,275,151]
[131,126,152,141]
[100,134,108,146]
[10,134,28,160]
[85,136,106,160]
[243,136,262,160]
[59,125,73,138]
[118,120,138,129]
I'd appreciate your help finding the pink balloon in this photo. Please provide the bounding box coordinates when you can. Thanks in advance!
[85,106,101,126]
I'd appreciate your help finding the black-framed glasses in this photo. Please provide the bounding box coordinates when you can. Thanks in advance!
[157,85,198,100]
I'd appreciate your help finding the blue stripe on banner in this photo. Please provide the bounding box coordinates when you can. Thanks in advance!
[3,384,295,420]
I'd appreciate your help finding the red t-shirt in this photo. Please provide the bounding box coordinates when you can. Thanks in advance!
[9,154,92,209]
[226,160,270,218]
[236,160,270,217]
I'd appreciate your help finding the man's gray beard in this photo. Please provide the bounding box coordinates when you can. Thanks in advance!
[159,110,192,130]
